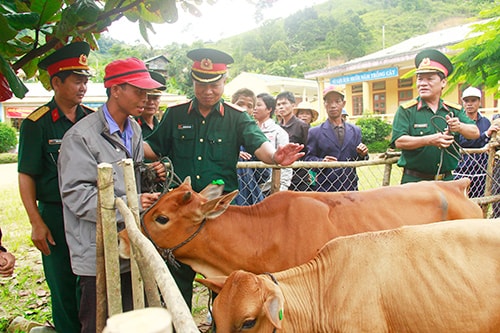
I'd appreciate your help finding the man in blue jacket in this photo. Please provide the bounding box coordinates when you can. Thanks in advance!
[305,86,368,191]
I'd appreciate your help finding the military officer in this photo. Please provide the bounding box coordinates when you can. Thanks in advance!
[135,71,166,139]
[390,49,479,184]
[18,41,93,333]
[143,48,304,309]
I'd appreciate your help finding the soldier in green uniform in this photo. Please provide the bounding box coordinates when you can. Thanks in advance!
[135,71,165,139]
[390,49,479,184]
[143,48,304,309]
[18,42,93,333]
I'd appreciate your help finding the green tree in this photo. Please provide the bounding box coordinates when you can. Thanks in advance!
[0,122,17,153]
[268,40,291,60]
[449,6,500,97]
[332,12,373,60]
[0,0,278,100]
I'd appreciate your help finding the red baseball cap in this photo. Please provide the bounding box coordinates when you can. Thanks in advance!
[323,86,345,100]
[103,58,164,89]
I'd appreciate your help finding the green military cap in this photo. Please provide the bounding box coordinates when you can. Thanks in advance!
[415,49,453,77]
[148,71,166,96]
[187,48,234,83]
[38,41,91,77]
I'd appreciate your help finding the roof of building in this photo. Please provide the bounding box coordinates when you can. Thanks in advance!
[225,71,318,102]
[304,19,487,79]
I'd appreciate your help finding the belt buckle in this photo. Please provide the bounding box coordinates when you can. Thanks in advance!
[434,174,444,180]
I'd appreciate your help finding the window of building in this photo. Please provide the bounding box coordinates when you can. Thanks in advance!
[351,84,363,115]
[373,93,386,114]
[352,84,362,94]
[398,90,413,104]
[352,95,363,116]
[372,81,386,91]
[398,78,413,88]
[372,81,386,114]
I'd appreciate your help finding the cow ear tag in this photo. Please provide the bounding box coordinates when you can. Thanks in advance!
[279,309,283,320]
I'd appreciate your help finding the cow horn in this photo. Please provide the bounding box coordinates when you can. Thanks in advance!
[183,176,191,185]
[182,191,192,203]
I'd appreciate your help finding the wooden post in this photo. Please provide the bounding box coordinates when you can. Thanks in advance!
[120,159,145,310]
[115,198,199,333]
[270,168,281,194]
[120,159,161,307]
[98,163,123,318]
[382,163,392,187]
[96,168,107,333]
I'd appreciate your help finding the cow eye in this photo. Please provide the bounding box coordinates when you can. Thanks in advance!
[242,319,256,329]
[155,215,169,225]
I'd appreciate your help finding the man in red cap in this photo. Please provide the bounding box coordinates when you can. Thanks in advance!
[18,41,93,333]
[391,48,479,183]
[58,57,164,333]
[144,48,304,310]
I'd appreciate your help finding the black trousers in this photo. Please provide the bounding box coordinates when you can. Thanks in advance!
[79,272,133,333]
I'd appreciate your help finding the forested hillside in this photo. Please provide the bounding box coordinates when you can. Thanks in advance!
[94,0,495,96]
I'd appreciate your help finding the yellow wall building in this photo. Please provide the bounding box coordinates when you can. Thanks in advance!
[305,19,499,123]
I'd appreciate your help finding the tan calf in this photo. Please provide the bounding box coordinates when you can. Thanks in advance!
[199,219,500,333]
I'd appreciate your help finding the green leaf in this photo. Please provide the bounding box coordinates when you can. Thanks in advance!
[38,68,51,91]
[124,8,140,23]
[30,0,63,26]
[0,38,34,59]
[138,19,151,45]
[104,0,122,12]
[159,0,179,23]
[5,12,40,30]
[95,17,112,32]
[0,54,28,98]
[0,14,18,42]
[21,57,38,79]
[74,0,101,24]
[54,4,78,39]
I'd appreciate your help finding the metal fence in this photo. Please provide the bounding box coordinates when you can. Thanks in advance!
[236,143,500,218]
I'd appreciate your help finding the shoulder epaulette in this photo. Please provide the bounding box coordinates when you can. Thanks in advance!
[27,106,50,121]
[443,100,462,110]
[168,100,191,109]
[82,104,96,112]
[223,101,245,112]
[401,99,418,109]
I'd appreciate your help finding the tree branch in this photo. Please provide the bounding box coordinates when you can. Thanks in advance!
[11,0,144,71]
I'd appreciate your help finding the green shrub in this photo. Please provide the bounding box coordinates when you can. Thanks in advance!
[355,115,392,145]
[0,122,17,153]
[0,153,17,163]
[367,139,391,153]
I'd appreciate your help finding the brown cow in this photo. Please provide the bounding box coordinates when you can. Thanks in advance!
[199,219,500,333]
[137,177,482,278]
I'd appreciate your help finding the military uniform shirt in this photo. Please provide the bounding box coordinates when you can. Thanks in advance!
[135,115,159,139]
[18,98,94,202]
[390,96,475,174]
[146,99,268,192]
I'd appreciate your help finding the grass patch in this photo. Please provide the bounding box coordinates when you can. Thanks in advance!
[0,153,17,164]
[0,184,52,332]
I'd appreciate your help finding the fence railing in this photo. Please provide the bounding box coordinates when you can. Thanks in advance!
[236,142,500,218]
[96,160,199,333]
